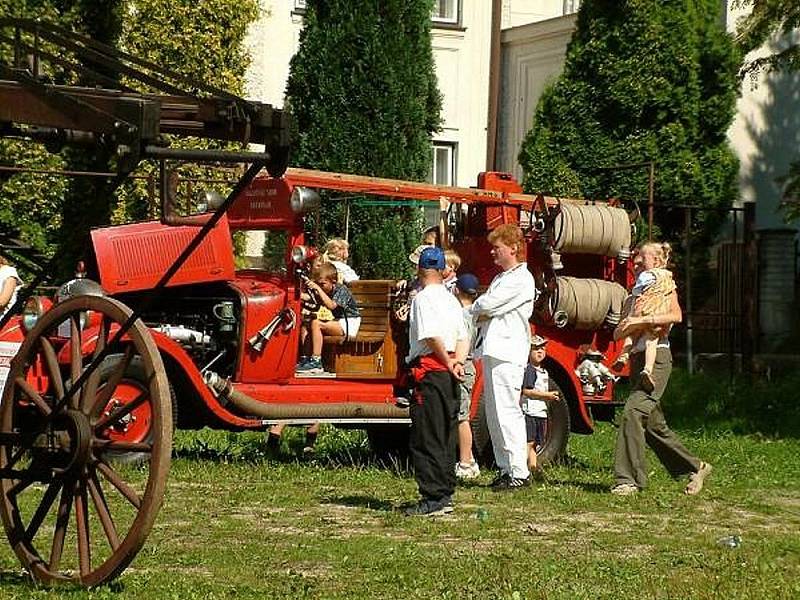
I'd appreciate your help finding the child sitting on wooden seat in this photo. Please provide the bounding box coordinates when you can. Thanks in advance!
[297,261,361,375]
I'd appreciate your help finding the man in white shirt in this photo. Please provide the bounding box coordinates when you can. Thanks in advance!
[404,247,468,516]
[469,224,537,490]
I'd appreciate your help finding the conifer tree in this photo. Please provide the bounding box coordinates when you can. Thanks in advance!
[518,0,741,243]
[285,0,442,278]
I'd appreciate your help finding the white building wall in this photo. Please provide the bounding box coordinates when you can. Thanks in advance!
[244,1,494,189]
[431,2,493,187]
[496,15,576,180]
[724,6,800,229]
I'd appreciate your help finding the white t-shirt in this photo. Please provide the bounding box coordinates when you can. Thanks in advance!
[0,265,22,318]
[407,283,467,363]
[330,260,359,284]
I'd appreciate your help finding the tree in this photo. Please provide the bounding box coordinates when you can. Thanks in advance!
[285,0,442,278]
[0,0,259,276]
[518,0,741,245]
[0,1,84,270]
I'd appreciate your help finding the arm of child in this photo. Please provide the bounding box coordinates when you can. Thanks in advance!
[521,388,558,400]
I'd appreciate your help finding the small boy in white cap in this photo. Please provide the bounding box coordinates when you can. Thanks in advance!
[521,334,559,475]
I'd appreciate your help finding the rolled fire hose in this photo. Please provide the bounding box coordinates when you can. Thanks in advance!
[552,203,632,261]
[205,372,409,419]
[551,276,628,330]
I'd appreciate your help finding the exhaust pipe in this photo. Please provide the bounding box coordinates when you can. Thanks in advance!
[204,372,409,419]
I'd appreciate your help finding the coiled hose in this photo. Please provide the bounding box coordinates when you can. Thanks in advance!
[551,277,629,330]
[552,203,632,261]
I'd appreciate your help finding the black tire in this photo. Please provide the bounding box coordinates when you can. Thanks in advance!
[471,376,570,467]
[366,424,410,464]
[94,353,176,463]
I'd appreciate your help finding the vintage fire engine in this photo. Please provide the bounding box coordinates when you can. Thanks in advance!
[0,18,635,586]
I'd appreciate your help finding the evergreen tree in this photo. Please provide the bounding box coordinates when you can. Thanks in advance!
[518,0,741,244]
[285,0,442,278]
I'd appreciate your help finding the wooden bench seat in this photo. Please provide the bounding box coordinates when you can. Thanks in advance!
[322,279,399,378]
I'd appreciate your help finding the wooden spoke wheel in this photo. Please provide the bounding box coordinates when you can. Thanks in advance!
[0,295,172,586]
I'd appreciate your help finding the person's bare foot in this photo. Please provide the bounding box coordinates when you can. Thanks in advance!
[685,462,712,495]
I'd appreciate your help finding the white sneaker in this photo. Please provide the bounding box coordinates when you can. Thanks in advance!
[455,460,480,480]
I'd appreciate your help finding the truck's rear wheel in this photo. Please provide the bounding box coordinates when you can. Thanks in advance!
[366,425,410,464]
[471,378,570,468]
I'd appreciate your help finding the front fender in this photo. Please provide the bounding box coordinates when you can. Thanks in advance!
[59,324,263,429]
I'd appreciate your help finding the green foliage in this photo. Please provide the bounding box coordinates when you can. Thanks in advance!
[0,1,258,277]
[0,2,84,274]
[114,0,260,222]
[285,0,442,278]
[519,0,741,245]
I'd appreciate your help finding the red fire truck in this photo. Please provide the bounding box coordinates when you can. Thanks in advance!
[0,17,635,586]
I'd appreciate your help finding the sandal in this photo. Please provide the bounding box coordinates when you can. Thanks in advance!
[610,483,639,496]
[685,462,712,495]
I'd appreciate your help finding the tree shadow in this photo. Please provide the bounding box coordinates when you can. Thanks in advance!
[737,39,800,351]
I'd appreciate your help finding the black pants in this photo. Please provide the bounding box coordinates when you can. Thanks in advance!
[409,370,459,501]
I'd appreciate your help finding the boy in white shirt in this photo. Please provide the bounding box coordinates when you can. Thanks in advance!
[521,335,558,476]
[404,247,468,516]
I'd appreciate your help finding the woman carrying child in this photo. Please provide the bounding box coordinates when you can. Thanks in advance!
[614,242,677,393]
[610,242,711,496]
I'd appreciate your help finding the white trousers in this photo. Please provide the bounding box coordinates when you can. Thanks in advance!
[482,355,530,479]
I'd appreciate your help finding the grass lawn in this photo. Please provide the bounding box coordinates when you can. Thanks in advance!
[1,420,799,599]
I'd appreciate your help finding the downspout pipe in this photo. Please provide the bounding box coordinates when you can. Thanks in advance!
[204,372,409,420]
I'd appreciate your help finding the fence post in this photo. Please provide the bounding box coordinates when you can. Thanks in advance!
[741,202,758,375]
[684,206,693,374]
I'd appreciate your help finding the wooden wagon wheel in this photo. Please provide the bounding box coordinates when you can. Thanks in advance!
[0,295,172,586]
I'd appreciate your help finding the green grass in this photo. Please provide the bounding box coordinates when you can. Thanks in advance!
[2,375,800,599]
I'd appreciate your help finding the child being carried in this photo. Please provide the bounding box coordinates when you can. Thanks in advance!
[614,242,676,393]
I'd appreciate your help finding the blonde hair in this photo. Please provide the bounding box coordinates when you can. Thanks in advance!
[312,261,338,283]
[0,256,8,267]
[444,249,461,271]
[487,224,525,254]
[638,241,672,268]
[323,238,349,262]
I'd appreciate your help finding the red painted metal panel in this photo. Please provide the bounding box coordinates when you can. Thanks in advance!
[90,216,235,294]
[227,176,300,230]
[229,275,300,383]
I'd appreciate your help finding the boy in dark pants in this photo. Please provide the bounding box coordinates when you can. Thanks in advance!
[405,247,468,517]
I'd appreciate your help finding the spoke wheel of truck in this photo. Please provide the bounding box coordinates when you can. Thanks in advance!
[0,295,172,587]
[471,378,570,468]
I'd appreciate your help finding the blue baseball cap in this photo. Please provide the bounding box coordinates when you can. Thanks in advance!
[456,273,480,296]
[418,246,445,270]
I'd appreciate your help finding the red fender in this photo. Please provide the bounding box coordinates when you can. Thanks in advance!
[58,323,263,429]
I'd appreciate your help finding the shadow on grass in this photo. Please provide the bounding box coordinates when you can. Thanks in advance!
[0,570,30,586]
[320,494,396,512]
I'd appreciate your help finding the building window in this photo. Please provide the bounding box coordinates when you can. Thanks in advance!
[562,0,580,14]
[432,0,460,26]
[430,142,456,186]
